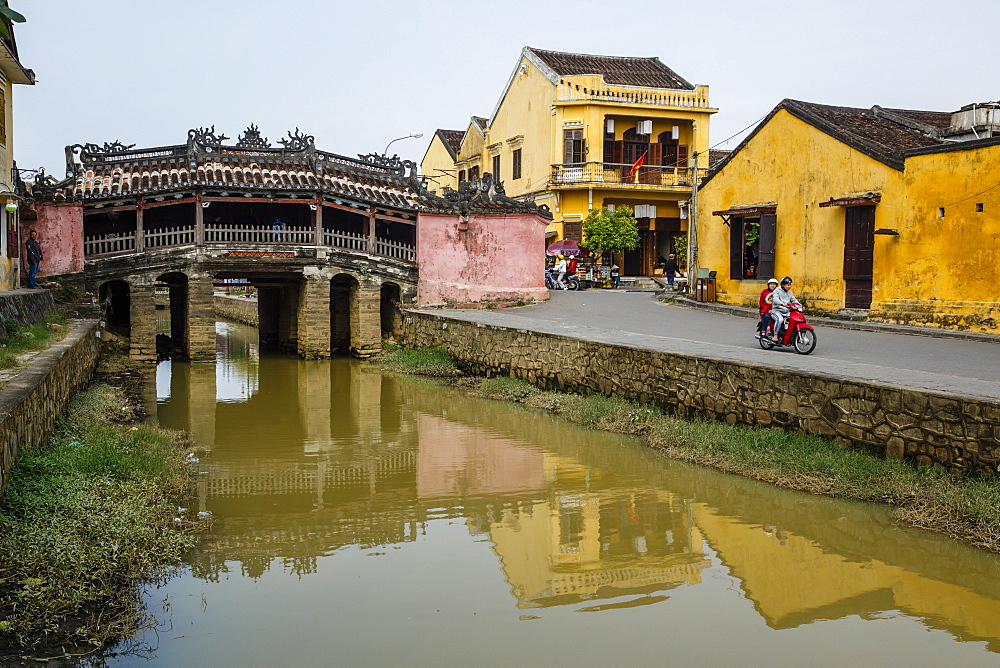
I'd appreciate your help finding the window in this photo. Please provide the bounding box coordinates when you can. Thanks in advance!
[729,214,776,280]
[492,154,501,181]
[563,129,584,165]
[512,149,522,180]
[469,166,479,181]
[458,170,466,183]
[976,202,984,212]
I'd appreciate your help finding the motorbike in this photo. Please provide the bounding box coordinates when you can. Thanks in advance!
[545,270,580,291]
[757,302,817,354]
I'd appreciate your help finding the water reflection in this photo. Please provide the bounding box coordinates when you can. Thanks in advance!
[149,320,1000,661]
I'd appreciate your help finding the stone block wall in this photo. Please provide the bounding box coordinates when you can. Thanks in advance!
[0,320,101,497]
[0,290,57,338]
[214,295,259,327]
[401,311,1000,476]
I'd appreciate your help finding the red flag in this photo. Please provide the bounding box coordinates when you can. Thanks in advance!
[628,151,648,179]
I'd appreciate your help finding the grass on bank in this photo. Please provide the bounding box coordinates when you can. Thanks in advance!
[0,311,68,369]
[0,381,200,656]
[382,346,1000,553]
[377,344,461,377]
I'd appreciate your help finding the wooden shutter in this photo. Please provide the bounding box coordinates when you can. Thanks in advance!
[757,213,776,279]
[676,145,689,168]
[642,143,662,183]
[564,129,583,164]
[729,217,744,280]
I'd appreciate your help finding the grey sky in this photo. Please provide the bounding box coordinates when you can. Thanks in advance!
[14,0,998,175]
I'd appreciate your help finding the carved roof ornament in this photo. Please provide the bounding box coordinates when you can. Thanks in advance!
[277,128,315,151]
[414,172,553,220]
[79,141,136,155]
[236,124,271,149]
[189,125,231,148]
[356,153,417,177]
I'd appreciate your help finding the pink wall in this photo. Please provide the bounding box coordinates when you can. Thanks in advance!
[416,212,549,306]
[24,203,85,277]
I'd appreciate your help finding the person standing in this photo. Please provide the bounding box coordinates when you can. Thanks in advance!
[24,230,43,289]
[663,254,680,286]
[610,264,620,289]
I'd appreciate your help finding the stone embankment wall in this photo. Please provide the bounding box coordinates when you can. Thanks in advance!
[401,311,1000,476]
[0,319,101,497]
[0,290,57,338]
[214,295,259,327]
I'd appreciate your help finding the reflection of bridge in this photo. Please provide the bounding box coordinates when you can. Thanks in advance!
[28,126,422,360]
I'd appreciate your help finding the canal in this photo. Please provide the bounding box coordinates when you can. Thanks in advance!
[115,319,1000,665]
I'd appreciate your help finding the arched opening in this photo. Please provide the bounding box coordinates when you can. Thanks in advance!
[99,280,130,337]
[330,274,359,356]
[156,272,189,360]
[380,282,402,341]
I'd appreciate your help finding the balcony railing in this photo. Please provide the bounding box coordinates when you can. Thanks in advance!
[550,162,708,188]
[555,83,712,109]
[84,225,415,262]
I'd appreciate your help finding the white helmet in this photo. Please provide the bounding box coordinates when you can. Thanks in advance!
[767,277,778,285]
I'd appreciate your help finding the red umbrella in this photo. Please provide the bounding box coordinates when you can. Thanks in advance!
[546,240,582,256]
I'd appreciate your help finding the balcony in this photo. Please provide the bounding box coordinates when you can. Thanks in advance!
[550,162,708,189]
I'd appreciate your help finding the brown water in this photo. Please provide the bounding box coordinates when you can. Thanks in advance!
[114,320,1000,666]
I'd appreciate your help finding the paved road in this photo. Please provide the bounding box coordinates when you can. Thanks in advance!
[415,290,1000,401]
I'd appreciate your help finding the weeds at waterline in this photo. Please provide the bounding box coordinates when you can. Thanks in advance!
[382,349,1000,554]
[0,379,202,659]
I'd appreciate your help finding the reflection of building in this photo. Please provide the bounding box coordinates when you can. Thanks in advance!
[160,344,1000,650]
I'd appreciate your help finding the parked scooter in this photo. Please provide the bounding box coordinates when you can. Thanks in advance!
[757,302,817,354]
[545,270,580,291]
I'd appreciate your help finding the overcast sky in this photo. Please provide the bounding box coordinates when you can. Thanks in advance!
[13,0,998,176]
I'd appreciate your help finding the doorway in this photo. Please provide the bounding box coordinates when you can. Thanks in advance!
[843,205,875,309]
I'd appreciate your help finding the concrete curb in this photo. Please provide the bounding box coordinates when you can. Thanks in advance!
[665,295,1000,343]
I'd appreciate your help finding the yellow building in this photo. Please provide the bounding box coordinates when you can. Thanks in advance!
[697,98,1000,333]
[422,47,717,276]
[0,11,33,289]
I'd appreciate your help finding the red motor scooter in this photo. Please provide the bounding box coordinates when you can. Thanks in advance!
[757,302,817,354]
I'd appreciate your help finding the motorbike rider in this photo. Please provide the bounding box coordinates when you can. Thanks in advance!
[553,254,568,290]
[759,278,778,337]
[769,276,797,341]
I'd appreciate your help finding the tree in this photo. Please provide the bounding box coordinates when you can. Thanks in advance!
[0,2,25,41]
[580,206,639,264]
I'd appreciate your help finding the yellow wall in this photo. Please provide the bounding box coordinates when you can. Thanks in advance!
[868,143,1000,331]
[697,110,1000,331]
[420,134,459,195]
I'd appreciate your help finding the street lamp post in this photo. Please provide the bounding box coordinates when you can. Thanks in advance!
[383,132,424,156]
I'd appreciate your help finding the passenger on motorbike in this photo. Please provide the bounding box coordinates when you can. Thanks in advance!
[759,278,778,336]
[769,276,797,342]
[553,254,568,290]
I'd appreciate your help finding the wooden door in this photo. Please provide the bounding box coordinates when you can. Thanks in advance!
[843,205,875,309]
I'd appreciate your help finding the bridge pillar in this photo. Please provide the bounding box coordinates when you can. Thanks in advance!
[355,287,382,357]
[187,272,216,361]
[129,282,158,362]
[298,275,331,359]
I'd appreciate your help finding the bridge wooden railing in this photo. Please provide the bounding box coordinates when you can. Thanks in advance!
[83,225,416,262]
[84,232,136,257]
[205,223,315,245]
[375,237,417,263]
[145,225,196,249]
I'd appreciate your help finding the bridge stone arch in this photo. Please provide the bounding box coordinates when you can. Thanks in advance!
[380,281,403,341]
[98,279,131,339]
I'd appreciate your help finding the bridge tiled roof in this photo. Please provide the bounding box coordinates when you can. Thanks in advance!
[27,127,422,211]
